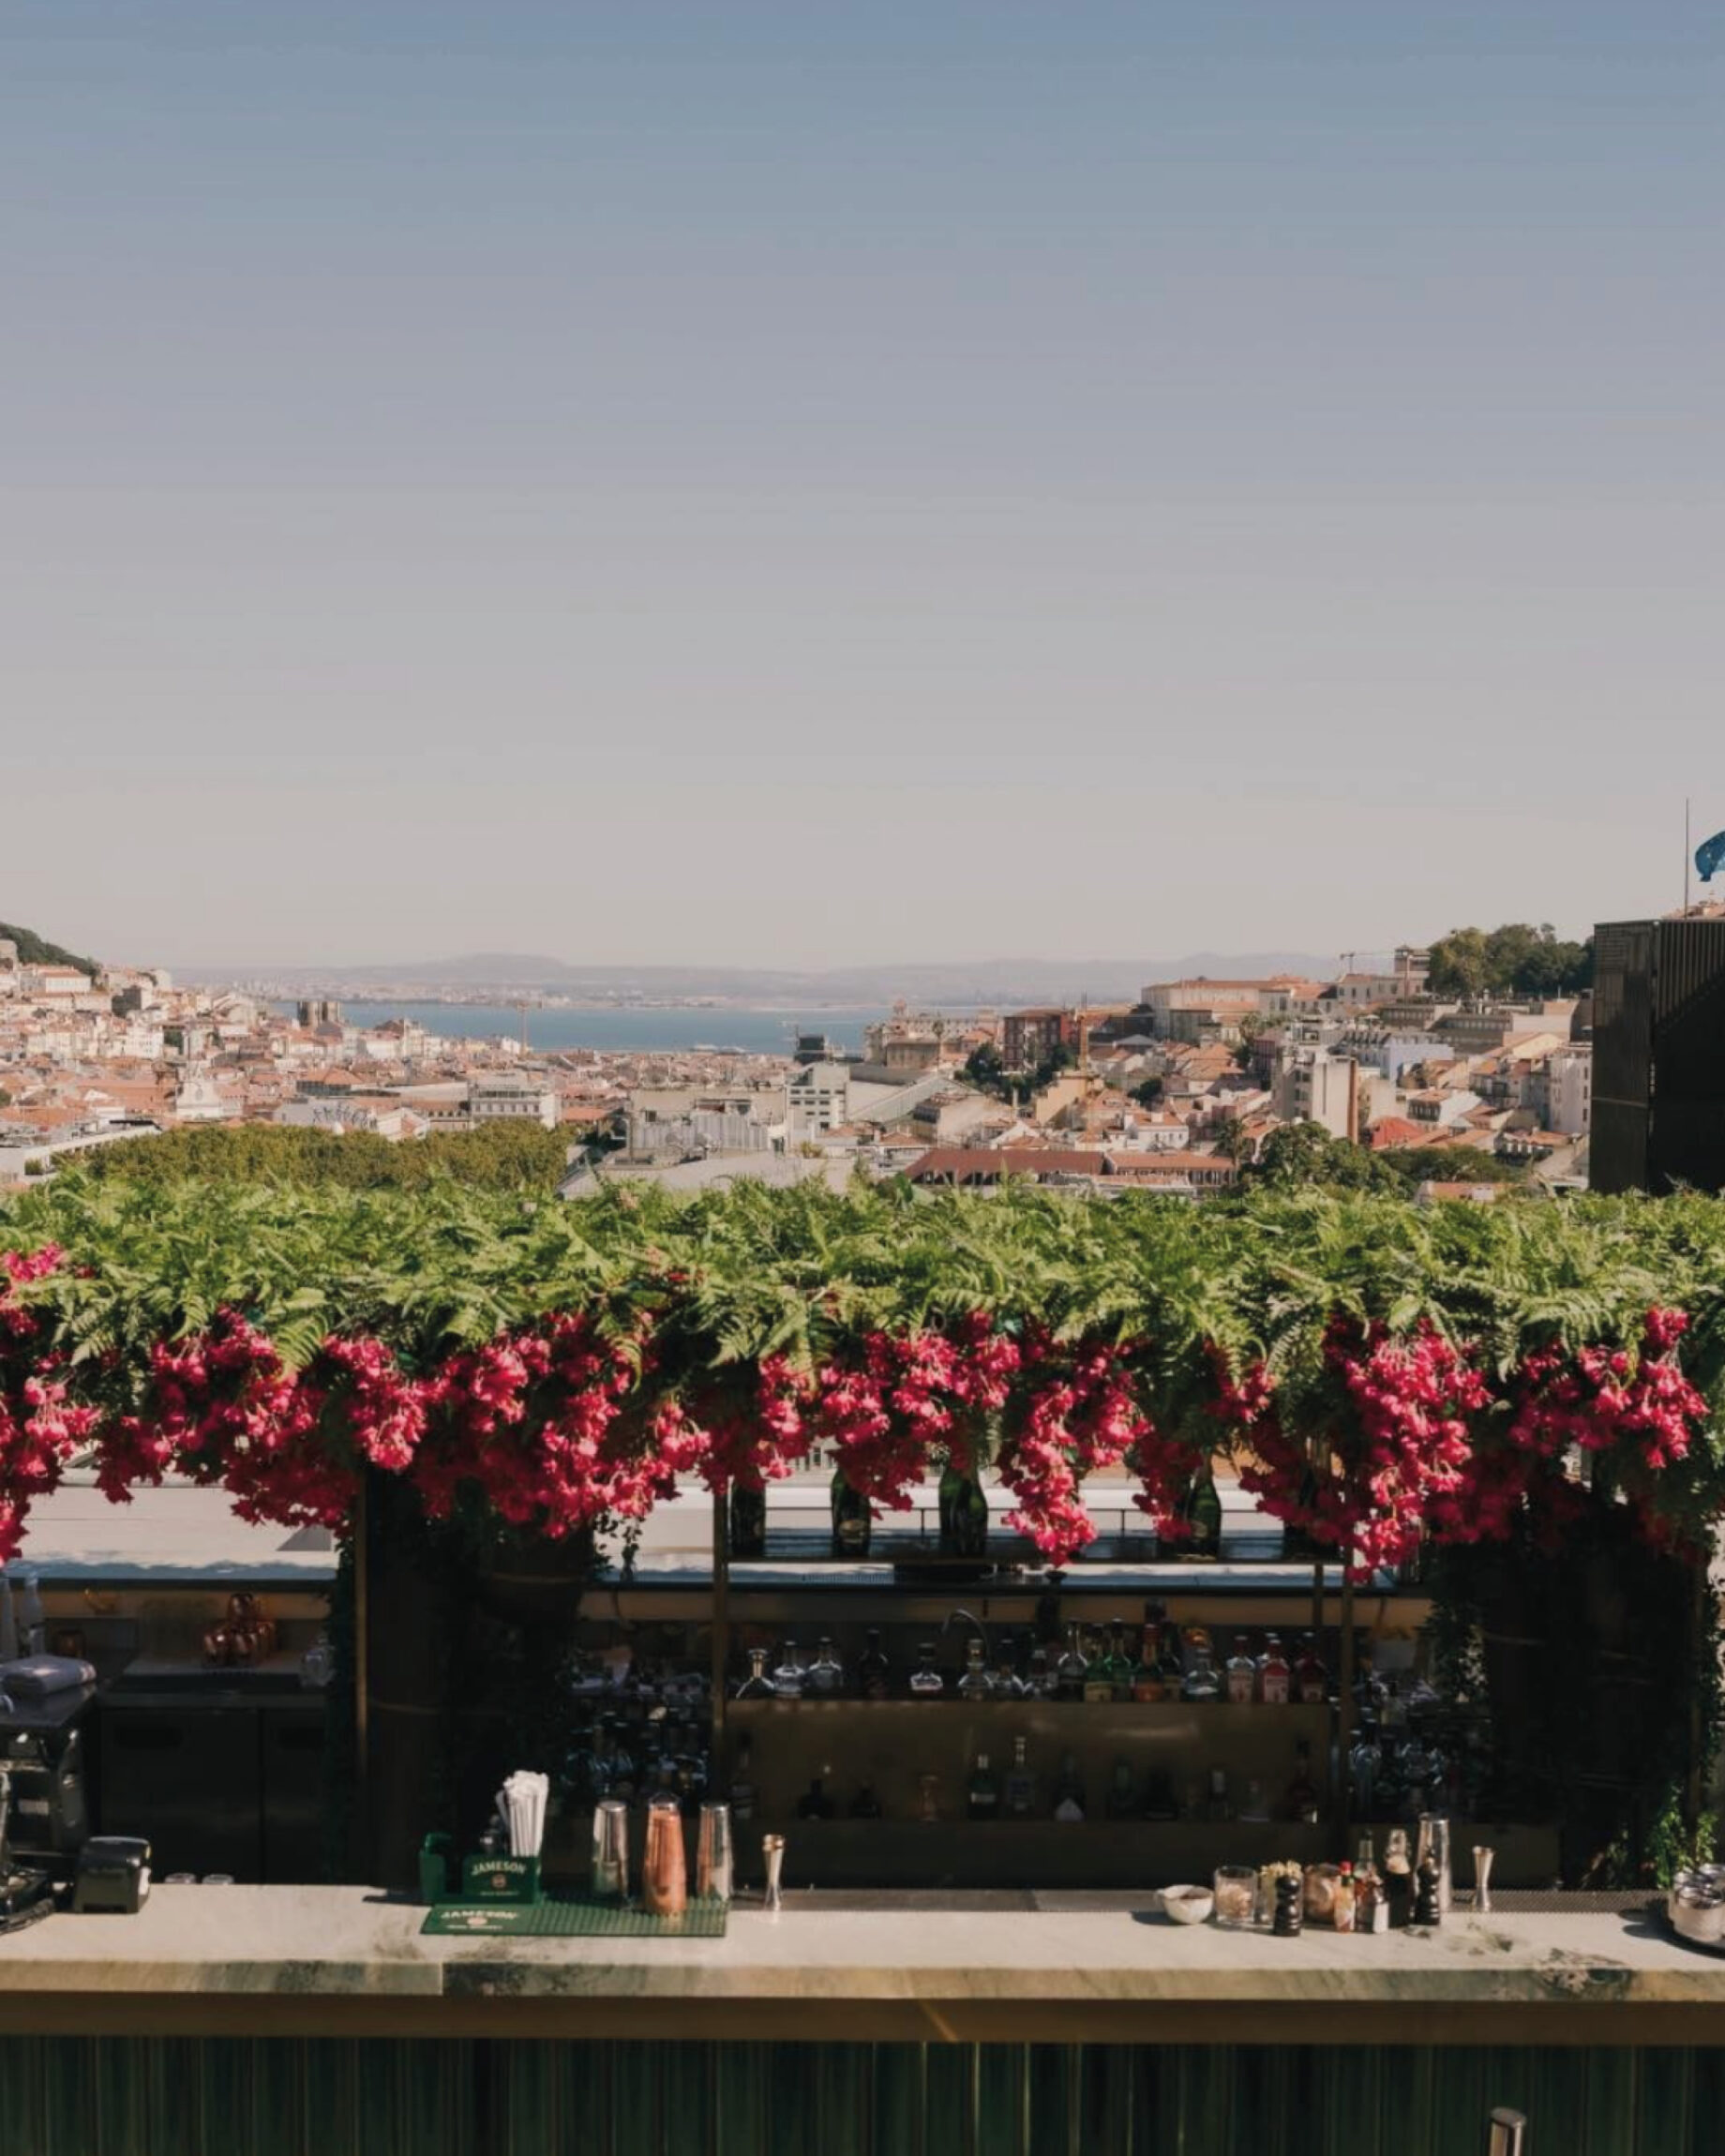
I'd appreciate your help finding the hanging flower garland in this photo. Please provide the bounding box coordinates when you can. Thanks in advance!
[0,1246,97,1565]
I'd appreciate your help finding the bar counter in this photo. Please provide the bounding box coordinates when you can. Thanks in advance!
[0,1884,1718,2044]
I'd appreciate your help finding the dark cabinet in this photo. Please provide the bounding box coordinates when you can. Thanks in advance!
[97,1697,325,1882]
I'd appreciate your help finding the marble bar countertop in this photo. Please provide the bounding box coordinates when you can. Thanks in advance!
[1,1887,1722,2044]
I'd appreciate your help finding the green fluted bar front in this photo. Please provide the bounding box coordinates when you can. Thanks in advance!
[0,2040,1719,2155]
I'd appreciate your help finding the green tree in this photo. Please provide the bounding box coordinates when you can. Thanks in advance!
[961,1043,1010,1100]
[1245,1120,1394,1192]
[1426,927,1493,1000]
[68,1120,571,1195]
[1129,1075,1163,1109]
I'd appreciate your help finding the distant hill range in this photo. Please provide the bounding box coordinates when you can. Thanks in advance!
[0,920,99,975]
[184,952,1342,1005]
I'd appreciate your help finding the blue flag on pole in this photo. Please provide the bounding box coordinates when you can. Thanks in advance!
[1697,831,1725,885]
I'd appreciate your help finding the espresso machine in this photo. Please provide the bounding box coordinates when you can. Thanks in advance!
[0,1678,94,1924]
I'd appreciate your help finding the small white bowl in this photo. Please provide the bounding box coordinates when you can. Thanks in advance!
[1160,1884,1214,1924]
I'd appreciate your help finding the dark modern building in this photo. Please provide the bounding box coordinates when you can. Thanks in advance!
[1592,909,1725,1194]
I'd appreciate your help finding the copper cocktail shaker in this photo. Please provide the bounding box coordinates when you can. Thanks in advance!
[641,1794,687,1916]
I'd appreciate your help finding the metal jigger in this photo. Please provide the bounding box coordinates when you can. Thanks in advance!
[761,1834,786,1917]
[1472,1844,1495,1915]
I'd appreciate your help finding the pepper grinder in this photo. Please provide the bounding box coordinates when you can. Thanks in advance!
[761,1834,786,1917]
[1272,1874,1303,1937]
[1472,1845,1495,1915]
[1413,1851,1443,1927]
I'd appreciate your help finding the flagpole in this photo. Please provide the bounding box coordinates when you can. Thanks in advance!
[1686,798,1692,913]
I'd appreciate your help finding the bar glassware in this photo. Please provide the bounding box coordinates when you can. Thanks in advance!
[761,1834,786,1916]
[1212,1864,1256,1929]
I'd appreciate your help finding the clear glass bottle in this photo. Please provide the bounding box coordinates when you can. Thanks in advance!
[1257,1633,1291,1706]
[958,1639,995,1702]
[1206,1764,1233,1822]
[771,1641,806,1700]
[1026,1643,1056,1699]
[735,1646,775,1700]
[1052,1752,1087,1823]
[806,1638,845,1696]
[1055,1624,1089,1702]
[856,1628,892,1701]
[908,1640,946,1699]
[1180,1632,1222,1703]
[1003,1734,1036,1818]
[1225,1634,1257,1705]
[967,1751,1001,1821]
[992,1643,1024,1699]
[728,1737,757,1824]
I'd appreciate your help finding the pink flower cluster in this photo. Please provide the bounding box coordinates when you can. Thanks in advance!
[814,1315,1021,1513]
[996,1330,1150,1564]
[0,1247,96,1564]
[1238,1318,1489,1581]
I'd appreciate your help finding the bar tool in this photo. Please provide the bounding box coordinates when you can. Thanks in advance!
[761,1833,786,1917]
[1471,1844,1494,1915]
[592,1800,630,1901]
[697,1803,734,1904]
[1416,1812,1453,1915]
[641,1793,687,1916]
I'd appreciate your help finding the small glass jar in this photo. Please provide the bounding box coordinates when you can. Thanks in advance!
[1212,1864,1257,1929]
[1303,1863,1342,1927]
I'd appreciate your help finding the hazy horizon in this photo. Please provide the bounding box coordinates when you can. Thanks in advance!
[6,2,1718,968]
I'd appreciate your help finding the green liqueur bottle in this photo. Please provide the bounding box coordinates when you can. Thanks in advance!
[1178,1460,1223,1560]
[1083,1628,1117,1703]
[938,1464,990,1558]
[830,1470,872,1558]
[967,1752,1001,1821]
[1003,1735,1037,1818]
[728,1483,767,1559]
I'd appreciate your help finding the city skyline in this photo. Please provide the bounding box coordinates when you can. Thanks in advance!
[6,1,1719,966]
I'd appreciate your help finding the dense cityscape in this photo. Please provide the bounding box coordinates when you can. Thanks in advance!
[1,920,1598,1199]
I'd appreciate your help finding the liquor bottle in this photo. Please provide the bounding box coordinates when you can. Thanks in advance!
[992,1643,1025,1699]
[1294,1631,1329,1704]
[1180,1631,1222,1703]
[1257,1634,1291,1706]
[1154,1619,1186,1697]
[1283,1738,1320,1823]
[908,1641,946,1699]
[938,1464,990,1558]
[856,1628,892,1701]
[772,1642,806,1700]
[735,1646,775,1700]
[967,1752,1001,1821]
[1052,1753,1087,1823]
[796,1769,836,1821]
[1003,1734,1037,1818]
[1383,1827,1414,1929]
[1239,1777,1270,1823]
[1026,1643,1056,1699]
[1205,1765,1233,1822]
[1225,1634,1257,1705]
[1055,1624,1090,1702]
[728,1738,757,1824]
[1082,1626,1116,1703]
[830,1470,872,1558]
[806,1638,845,1695]
[1333,1861,1357,1932]
[1132,1620,1169,1702]
[1178,1460,1222,1559]
[1105,1759,1137,1819]
[1106,1621,1135,1700]
[958,1639,995,1702]
[849,1782,883,1819]
[728,1484,767,1559]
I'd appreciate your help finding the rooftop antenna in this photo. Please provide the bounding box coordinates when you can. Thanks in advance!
[1686,797,1692,914]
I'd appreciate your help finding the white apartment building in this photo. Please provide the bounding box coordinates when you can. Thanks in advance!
[787,1060,851,1138]
[1270,1046,1359,1140]
[1539,1044,1593,1138]
[468,1075,558,1130]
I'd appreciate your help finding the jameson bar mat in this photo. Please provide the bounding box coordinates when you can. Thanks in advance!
[422,1894,728,1939]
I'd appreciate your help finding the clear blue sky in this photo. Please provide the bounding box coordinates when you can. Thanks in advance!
[4,2,1719,969]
